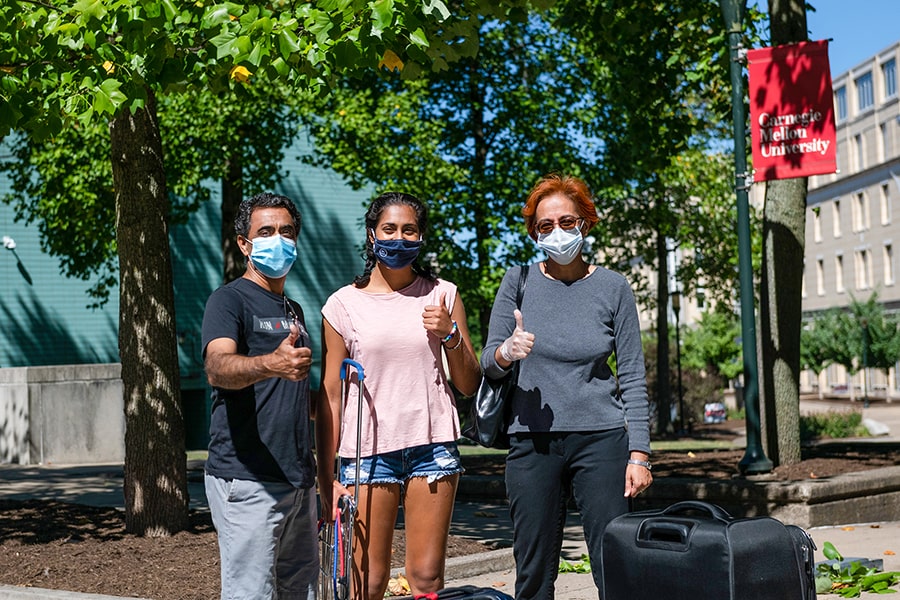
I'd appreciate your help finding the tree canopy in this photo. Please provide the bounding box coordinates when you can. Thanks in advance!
[300,10,599,340]
[1,84,300,304]
[1,0,535,535]
[802,294,900,400]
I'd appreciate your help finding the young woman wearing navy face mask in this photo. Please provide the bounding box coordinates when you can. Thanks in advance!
[317,192,482,600]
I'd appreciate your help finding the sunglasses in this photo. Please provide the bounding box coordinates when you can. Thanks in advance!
[535,216,584,235]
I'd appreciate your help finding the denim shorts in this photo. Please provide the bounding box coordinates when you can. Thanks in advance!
[339,442,464,486]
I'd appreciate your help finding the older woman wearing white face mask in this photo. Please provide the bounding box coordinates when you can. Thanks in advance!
[480,173,653,600]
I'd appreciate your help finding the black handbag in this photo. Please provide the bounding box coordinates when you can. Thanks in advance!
[462,265,528,450]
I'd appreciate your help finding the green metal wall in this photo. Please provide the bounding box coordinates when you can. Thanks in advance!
[1,133,373,448]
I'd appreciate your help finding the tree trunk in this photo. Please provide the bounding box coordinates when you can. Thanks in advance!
[760,178,806,465]
[222,156,244,284]
[110,89,190,536]
[656,225,672,436]
[759,0,809,466]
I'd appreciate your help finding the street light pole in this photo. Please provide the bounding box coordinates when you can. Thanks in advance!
[672,290,685,434]
[862,319,870,408]
[720,0,773,474]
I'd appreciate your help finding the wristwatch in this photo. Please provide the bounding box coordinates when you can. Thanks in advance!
[627,458,652,471]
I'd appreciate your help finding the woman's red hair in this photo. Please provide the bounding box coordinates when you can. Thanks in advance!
[522,174,599,240]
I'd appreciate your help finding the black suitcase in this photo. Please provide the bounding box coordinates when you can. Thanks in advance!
[601,501,816,600]
[413,586,513,600]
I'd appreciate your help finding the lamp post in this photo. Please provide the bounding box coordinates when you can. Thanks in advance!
[720,0,772,474]
[861,318,870,408]
[672,290,685,434]
[3,235,34,285]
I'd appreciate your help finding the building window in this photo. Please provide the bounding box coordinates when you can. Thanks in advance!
[855,133,865,171]
[884,59,897,98]
[833,200,842,238]
[884,244,895,286]
[882,184,892,225]
[802,262,807,298]
[883,122,893,160]
[880,123,889,162]
[814,208,822,242]
[855,249,872,290]
[835,86,848,121]
[835,254,845,293]
[856,72,874,110]
[817,258,825,296]
[852,192,869,232]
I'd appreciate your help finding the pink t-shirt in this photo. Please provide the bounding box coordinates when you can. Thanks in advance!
[322,276,461,458]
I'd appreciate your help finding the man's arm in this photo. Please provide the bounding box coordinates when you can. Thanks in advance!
[205,325,311,389]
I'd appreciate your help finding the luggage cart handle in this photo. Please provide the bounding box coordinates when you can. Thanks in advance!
[340,359,365,382]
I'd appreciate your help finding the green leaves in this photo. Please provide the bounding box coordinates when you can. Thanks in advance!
[559,554,591,574]
[2,0,516,138]
[802,292,900,381]
[370,0,395,39]
[298,11,601,339]
[422,0,450,21]
[73,0,107,22]
[94,78,127,115]
[816,542,900,597]
[682,309,742,381]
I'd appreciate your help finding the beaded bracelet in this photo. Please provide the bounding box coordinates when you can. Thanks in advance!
[441,321,458,344]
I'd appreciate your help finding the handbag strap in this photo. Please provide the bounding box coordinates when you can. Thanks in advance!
[515,265,529,309]
[506,264,529,380]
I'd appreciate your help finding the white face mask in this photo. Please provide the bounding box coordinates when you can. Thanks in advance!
[537,227,584,265]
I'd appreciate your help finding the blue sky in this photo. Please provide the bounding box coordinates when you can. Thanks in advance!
[754,0,900,76]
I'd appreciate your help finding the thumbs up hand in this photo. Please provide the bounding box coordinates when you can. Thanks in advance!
[423,291,454,340]
[499,309,534,363]
[271,322,312,381]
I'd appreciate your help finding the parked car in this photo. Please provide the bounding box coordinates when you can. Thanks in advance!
[704,402,727,424]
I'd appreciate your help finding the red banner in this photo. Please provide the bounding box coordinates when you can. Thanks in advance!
[747,40,837,181]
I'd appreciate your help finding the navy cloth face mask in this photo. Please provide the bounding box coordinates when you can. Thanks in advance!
[372,236,423,270]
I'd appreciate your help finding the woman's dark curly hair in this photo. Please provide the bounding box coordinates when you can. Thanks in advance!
[353,192,437,287]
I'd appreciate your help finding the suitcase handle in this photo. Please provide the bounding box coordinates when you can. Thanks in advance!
[640,521,692,546]
[661,500,732,522]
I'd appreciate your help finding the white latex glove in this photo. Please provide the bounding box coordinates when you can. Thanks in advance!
[499,309,535,362]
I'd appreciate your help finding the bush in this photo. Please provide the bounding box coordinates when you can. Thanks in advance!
[799,411,868,442]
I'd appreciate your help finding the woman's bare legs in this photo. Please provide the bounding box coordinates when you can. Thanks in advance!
[351,483,401,600]
[402,474,460,595]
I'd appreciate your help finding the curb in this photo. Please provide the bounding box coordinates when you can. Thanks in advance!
[391,547,515,581]
[635,464,900,528]
[0,586,148,600]
[444,548,515,580]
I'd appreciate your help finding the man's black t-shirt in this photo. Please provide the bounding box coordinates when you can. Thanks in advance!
[201,277,314,488]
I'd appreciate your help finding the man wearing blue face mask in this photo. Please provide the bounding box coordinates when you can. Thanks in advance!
[201,191,317,600]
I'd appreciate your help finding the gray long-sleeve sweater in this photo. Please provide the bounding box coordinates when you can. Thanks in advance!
[481,263,651,453]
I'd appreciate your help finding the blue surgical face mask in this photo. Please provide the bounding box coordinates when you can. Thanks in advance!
[371,230,423,270]
[248,235,297,278]
[537,226,584,266]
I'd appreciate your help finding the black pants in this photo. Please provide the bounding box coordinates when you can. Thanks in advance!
[505,429,629,600]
